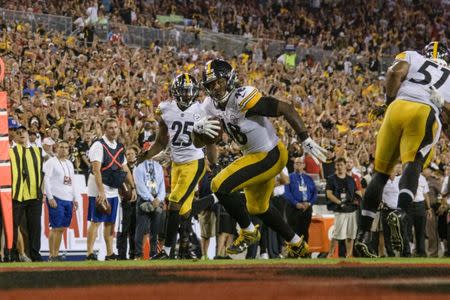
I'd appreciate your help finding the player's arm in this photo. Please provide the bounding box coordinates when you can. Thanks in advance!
[246,96,309,139]
[385,60,410,105]
[139,115,169,162]
[246,96,327,162]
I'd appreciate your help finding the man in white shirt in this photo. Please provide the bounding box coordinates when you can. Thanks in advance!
[43,140,81,261]
[86,118,136,261]
[380,164,401,257]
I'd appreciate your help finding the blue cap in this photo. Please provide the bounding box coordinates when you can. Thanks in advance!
[285,44,295,51]
[8,117,25,130]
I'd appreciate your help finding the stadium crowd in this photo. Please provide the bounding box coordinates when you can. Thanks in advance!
[2,0,450,56]
[0,0,449,262]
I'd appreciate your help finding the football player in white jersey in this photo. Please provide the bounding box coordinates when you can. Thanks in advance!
[356,42,450,257]
[192,59,327,258]
[139,73,207,259]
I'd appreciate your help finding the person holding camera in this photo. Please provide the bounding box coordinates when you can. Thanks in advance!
[326,157,361,258]
[133,157,166,260]
[86,118,137,261]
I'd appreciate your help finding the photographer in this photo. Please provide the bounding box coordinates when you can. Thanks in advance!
[133,158,166,260]
[326,157,361,258]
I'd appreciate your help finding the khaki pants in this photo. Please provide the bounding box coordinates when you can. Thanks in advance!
[426,211,439,257]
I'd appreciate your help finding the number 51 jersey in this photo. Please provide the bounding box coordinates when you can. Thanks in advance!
[395,51,450,110]
[156,100,205,163]
[201,86,279,155]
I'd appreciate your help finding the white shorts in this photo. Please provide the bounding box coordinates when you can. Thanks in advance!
[332,211,358,240]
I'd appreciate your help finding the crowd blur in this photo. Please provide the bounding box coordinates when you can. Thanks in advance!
[1,0,449,261]
[3,0,450,56]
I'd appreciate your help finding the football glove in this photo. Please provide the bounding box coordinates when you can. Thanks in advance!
[193,117,221,139]
[301,137,328,162]
[368,104,387,121]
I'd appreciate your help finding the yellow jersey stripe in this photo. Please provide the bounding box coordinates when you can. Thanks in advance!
[433,42,438,59]
[241,92,262,111]
[238,89,258,108]
[395,52,406,60]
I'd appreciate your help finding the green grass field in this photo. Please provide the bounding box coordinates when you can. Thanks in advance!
[0,257,449,269]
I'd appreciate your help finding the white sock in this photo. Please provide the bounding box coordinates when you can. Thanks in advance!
[164,246,171,254]
[290,234,301,244]
[243,223,255,231]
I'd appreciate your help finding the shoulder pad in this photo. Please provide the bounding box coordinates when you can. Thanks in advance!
[235,86,262,112]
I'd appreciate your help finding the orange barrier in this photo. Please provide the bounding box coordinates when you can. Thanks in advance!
[0,59,13,249]
[307,215,335,253]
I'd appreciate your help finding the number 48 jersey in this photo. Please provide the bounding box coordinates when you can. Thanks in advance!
[396,51,450,110]
[201,86,279,154]
[157,100,205,163]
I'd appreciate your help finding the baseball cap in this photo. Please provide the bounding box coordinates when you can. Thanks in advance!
[8,117,26,130]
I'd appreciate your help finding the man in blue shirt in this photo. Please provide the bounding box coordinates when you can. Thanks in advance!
[133,158,166,259]
[284,156,317,242]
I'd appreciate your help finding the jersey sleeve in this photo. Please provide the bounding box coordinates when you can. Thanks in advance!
[394,51,415,64]
[235,86,263,112]
[155,101,167,116]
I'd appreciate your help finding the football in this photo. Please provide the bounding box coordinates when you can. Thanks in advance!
[196,117,223,145]
[96,199,112,215]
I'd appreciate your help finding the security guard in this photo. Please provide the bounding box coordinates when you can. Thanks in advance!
[9,124,44,262]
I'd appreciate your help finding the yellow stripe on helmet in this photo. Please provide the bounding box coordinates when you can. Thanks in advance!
[184,73,191,85]
[433,42,439,59]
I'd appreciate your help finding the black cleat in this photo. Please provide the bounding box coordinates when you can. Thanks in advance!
[226,225,261,255]
[85,253,98,261]
[387,209,407,252]
[105,253,119,261]
[355,231,378,258]
[151,249,170,260]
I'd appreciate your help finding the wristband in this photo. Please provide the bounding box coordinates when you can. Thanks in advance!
[298,131,309,142]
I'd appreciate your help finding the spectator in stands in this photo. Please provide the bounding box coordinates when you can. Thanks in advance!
[133,155,165,260]
[43,140,81,261]
[86,118,137,261]
[326,157,360,258]
[284,156,317,243]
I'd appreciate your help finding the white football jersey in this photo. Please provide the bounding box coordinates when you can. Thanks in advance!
[201,86,279,154]
[157,100,205,163]
[396,51,450,110]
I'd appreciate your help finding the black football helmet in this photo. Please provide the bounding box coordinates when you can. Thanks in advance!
[170,73,199,109]
[202,59,238,104]
[423,42,450,66]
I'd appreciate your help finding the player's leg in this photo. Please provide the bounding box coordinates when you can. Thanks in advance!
[154,159,205,259]
[389,102,440,252]
[212,141,301,255]
[356,102,401,257]
[245,180,309,258]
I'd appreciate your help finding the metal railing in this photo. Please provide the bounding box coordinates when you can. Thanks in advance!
[0,8,72,35]
[0,8,391,72]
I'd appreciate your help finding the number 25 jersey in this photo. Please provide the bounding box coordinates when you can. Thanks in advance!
[395,51,450,110]
[156,100,205,163]
[201,86,279,155]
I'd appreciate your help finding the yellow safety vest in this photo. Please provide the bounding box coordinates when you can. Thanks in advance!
[285,53,297,69]
[10,144,43,201]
